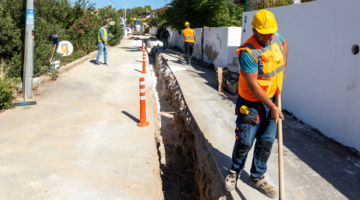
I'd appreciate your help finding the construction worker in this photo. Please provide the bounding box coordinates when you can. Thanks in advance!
[182,22,196,65]
[160,26,170,49]
[95,21,109,66]
[225,10,288,199]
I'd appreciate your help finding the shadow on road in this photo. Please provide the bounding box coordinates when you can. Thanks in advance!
[121,111,139,123]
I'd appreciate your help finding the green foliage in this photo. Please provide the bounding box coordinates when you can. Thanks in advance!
[120,5,152,23]
[148,16,162,27]
[249,0,293,10]
[0,0,123,80]
[0,78,16,110]
[66,5,123,51]
[0,0,72,78]
[156,22,168,39]
[161,0,244,30]
[145,26,150,34]
[60,51,87,64]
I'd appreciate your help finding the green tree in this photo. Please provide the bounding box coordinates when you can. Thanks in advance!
[144,5,152,11]
[161,0,244,30]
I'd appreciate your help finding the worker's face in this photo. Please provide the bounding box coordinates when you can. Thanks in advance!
[253,28,274,46]
[104,24,109,28]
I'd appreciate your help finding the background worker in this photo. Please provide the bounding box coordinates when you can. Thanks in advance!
[182,22,196,66]
[160,26,170,49]
[95,21,109,66]
[224,10,288,199]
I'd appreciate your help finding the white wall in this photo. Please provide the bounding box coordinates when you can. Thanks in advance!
[193,28,203,60]
[150,27,157,36]
[169,29,185,51]
[242,0,360,151]
[227,27,242,65]
[203,27,229,68]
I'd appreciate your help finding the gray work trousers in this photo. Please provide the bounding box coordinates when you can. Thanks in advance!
[162,38,169,49]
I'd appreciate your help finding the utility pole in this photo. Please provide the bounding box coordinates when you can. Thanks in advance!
[23,0,35,99]
[124,0,127,25]
[124,0,133,25]
[83,0,86,15]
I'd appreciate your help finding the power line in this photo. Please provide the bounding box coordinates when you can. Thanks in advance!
[110,0,122,8]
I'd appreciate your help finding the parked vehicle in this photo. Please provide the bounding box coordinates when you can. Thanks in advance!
[131,20,145,35]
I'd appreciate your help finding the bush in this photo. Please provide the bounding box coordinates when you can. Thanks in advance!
[156,22,168,39]
[66,6,123,52]
[0,0,71,78]
[0,79,17,110]
[145,26,150,34]
[0,1,123,80]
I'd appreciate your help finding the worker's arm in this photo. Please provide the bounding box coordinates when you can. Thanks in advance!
[282,38,288,72]
[243,72,284,124]
[100,29,108,46]
[102,37,108,46]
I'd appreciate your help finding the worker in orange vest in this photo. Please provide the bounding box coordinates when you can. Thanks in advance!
[225,10,288,198]
[182,22,196,65]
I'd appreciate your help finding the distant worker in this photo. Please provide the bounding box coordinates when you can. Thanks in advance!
[224,10,288,199]
[95,21,109,66]
[160,26,170,49]
[182,22,196,66]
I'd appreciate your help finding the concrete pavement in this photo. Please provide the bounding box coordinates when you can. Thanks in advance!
[0,37,160,199]
[149,41,360,200]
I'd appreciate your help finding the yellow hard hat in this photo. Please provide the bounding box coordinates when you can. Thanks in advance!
[252,10,278,34]
[185,22,190,26]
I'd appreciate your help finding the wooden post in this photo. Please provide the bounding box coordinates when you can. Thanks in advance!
[277,94,285,200]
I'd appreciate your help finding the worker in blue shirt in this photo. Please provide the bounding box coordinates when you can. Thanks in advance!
[95,21,109,66]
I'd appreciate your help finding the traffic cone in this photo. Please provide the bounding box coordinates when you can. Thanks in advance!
[137,77,149,127]
[142,47,147,73]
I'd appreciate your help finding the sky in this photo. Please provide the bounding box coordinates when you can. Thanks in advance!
[70,0,170,10]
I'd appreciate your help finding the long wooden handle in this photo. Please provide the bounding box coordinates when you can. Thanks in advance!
[50,44,56,62]
[277,94,285,200]
[24,31,29,101]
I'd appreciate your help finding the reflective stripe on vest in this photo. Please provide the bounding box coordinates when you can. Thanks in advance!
[183,28,195,43]
[98,27,108,42]
[236,33,284,101]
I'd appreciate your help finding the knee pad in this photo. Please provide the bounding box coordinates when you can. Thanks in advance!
[234,141,253,160]
[255,139,273,162]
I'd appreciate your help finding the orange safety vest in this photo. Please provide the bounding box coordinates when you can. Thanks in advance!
[183,28,195,43]
[236,33,284,102]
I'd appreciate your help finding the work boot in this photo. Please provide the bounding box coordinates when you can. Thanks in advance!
[249,175,277,199]
[225,170,240,192]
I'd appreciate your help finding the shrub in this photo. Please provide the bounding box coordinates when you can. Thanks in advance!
[0,0,71,78]
[66,6,123,52]
[0,79,16,110]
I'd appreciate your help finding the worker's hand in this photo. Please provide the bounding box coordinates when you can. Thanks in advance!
[270,106,284,124]
[105,42,108,46]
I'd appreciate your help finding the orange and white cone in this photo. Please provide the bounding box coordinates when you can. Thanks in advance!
[137,77,149,127]
[142,46,147,73]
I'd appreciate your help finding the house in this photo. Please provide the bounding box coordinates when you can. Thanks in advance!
[142,6,169,19]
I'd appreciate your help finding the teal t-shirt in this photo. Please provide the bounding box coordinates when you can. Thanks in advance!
[239,32,284,73]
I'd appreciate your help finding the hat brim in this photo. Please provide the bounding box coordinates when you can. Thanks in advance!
[254,26,278,34]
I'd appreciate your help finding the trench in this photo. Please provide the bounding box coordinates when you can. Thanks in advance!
[148,41,232,200]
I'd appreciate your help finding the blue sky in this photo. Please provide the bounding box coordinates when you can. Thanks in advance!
[70,0,170,10]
